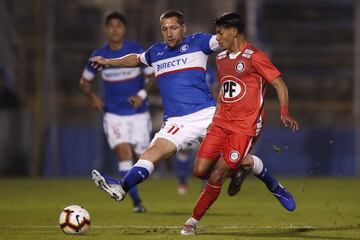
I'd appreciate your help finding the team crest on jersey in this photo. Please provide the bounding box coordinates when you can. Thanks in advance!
[180,44,189,53]
[229,150,241,162]
[235,61,245,73]
[221,75,246,103]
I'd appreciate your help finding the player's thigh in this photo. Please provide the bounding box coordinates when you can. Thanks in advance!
[193,157,217,179]
[223,133,255,169]
[130,112,152,156]
[194,124,225,178]
[103,113,131,149]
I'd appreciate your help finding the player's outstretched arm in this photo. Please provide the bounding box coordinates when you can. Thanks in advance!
[90,53,141,70]
[271,77,299,131]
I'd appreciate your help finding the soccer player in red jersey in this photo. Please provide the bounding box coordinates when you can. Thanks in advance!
[180,12,299,235]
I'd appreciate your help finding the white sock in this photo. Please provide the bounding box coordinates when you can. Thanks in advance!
[186,217,198,226]
[118,160,133,172]
[133,159,155,175]
[251,155,264,175]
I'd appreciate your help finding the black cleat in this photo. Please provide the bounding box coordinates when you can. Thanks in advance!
[228,165,252,196]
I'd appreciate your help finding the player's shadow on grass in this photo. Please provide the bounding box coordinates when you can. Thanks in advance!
[199,225,360,240]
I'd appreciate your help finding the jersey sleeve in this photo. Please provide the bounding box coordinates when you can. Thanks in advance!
[139,45,154,66]
[251,51,281,82]
[194,32,220,55]
[135,44,154,75]
[82,50,98,81]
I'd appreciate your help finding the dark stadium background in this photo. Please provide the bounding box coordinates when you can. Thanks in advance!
[0,0,359,178]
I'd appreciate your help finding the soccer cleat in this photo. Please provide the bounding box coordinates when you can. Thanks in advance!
[133,203,146,213]
[180,224,196,236]
[92,169,126,202]
[227,165,252,196]
[271,184,296,211]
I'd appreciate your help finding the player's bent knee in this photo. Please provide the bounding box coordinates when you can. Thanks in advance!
[193,168,209,180]
[193,157,213,179]
[114,143,133,160]
[241,154,254,168]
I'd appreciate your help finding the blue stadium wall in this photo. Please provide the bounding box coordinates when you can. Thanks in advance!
[43,127,355,177]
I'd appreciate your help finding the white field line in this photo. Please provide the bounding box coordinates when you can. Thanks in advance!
[0,225,316,229]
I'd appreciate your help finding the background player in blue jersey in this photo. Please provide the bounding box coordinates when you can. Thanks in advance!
[79,12,154,213]
[89,10,220,202]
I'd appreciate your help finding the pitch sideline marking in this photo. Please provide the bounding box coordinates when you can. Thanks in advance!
[0,225,316,229]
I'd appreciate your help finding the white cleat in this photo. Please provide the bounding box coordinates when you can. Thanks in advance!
[91,169,126,202]
[180,224,196,236]
[177,184,188,195]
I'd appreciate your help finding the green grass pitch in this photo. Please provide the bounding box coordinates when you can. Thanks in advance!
[0,177,359,239]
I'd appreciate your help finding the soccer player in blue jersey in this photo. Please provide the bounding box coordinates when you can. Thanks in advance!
[90,10,218,202]
[79,12,154,213]
[89,11,295,214]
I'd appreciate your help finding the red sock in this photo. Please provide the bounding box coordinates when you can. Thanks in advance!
[192,181,222,221]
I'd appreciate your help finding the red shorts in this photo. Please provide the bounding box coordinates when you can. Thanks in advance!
[197,124,256,169]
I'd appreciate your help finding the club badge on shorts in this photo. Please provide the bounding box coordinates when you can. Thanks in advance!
[229,150,241,162]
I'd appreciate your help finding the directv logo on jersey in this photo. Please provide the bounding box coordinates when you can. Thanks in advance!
[156,58,188,71]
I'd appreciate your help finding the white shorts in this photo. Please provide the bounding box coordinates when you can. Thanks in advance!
[151,106,216,151]
[103,112,152,155]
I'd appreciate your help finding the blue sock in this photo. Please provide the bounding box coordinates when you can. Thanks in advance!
[255,167,279,192]
[119,170,141,206]
[121,160,154,193]
[175,159,190,185]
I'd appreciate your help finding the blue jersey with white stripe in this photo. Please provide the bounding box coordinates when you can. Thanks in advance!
[139,32,219,119]
[83,40,151,115]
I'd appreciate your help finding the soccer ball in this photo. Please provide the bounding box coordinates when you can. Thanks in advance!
[59,205,91,234]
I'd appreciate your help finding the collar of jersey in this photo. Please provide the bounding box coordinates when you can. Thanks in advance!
[226,41,249,59]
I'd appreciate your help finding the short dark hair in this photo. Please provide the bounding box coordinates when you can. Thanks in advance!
[105,11,126,26]
[160,10,185,25]
[214,12,245,34]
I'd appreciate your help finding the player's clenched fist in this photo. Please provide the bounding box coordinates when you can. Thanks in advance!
[128,95,143,108]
